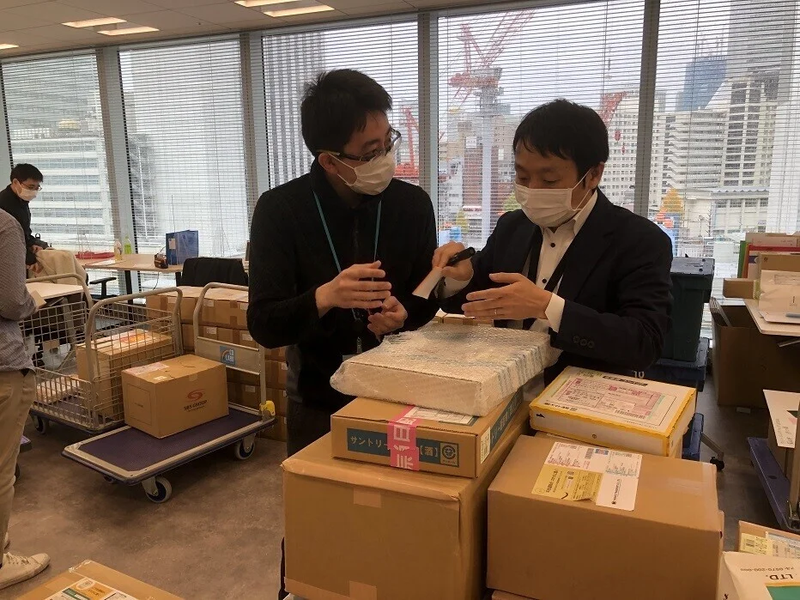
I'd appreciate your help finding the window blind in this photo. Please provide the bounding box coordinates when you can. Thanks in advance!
[2,53,115,254]
[119,39,248,259]
[437,1,645,248]
[651,0,800,296]
[262,20,419,189]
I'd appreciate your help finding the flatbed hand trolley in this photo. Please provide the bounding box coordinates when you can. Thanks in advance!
[24,283,183,434]
[61,283,275,502]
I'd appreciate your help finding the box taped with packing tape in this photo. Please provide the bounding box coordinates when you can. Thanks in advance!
[331,324,553,416]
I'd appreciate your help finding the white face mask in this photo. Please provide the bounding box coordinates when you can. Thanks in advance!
[515,173,591,228]
[331,152,396,196]
[14,182,37,202]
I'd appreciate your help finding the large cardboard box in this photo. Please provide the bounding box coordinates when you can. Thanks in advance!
[723,278,757,299]
[529,367,696,456]
[17,560,182,600]
[712,302,800,407]
[122,354,228,438]
[718,552,800,599]
[202,289,248,329]
[331,392,526,477]
[77,329,175,415]
[283,413,528,600]
[145,286,203,324]
[487,435,722,600]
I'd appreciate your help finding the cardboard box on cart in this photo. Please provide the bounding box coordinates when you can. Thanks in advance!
[283,410,528,600]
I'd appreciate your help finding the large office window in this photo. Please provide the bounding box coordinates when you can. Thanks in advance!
[262,20,419,189]
[437,2,645,248]
[120,39,248,257]
[3,54,114,252]
[651,0,800,294]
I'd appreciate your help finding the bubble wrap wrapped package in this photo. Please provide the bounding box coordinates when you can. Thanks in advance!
[330,323,553,416]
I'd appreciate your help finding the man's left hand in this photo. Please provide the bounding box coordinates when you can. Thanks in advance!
[367,296,408,336]
[463,273,552,321]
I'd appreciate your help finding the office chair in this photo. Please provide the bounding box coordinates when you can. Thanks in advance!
[181,257,249,287]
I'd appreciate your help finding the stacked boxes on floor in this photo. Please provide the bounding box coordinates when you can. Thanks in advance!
[282,324,551,599]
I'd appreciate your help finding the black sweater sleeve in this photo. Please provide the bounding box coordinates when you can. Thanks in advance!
[395,190,439,331]
[246,190,333,348]
[0,193,36,266]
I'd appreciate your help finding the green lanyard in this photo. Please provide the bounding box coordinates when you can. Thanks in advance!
[313,191,382,354]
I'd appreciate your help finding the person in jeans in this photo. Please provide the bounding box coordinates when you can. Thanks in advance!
[0,208,50,591]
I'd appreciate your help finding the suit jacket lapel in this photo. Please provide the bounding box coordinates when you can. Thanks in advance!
[556,193,616,302]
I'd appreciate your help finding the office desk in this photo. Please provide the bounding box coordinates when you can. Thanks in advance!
[744,299,800,337]
[83,254,183,293]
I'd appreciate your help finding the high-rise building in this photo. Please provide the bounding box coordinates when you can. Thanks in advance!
[677,55,726,111]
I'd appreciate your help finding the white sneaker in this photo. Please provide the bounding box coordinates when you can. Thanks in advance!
[0,552,50,590]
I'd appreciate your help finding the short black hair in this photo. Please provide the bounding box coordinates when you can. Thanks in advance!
[301,69,392,154]
[513,99,609,176]
[10,163,43,183]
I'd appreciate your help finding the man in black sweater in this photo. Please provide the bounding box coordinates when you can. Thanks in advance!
[247,70,438,457]
[0,164,44,271]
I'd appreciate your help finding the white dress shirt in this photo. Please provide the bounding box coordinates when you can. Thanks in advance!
[441,191,599,337]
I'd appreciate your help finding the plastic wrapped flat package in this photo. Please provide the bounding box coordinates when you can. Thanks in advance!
[330,323,552,416]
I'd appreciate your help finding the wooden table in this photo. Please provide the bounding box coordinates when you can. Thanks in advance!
[744,299,800,337]
[82,254,183,294]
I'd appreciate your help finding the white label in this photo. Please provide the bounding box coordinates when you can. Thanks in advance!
[480,429,491,463]
[766,532,800,558]
[544,442,641,511]
[126,362,168,376]
[46,577,139,600]
[168,238,176,250]
[765,390,799,448]
[404,406,474,425]
[244,385,257,393]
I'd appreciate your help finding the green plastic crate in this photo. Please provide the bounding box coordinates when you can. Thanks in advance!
[662,257,714,361]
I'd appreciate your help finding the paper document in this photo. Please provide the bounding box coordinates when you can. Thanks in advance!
[759,270,800,313]
[534,442,642,511]
[764,389,800,449]
[412,267,443,299]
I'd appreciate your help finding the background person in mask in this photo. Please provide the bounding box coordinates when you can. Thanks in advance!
[0,164,44,272]
[248,69,438,457]
[434,99,672,382]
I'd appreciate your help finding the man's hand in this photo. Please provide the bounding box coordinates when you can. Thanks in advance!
[315,261,392,316]
[463,273,552,320]
[367,296,407,336]
[432,241,474,282]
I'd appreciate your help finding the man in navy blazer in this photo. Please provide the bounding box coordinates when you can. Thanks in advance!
[435,99,672,381]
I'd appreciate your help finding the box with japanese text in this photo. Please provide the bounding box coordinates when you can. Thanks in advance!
[331,391,526,478]
[487,435,722,600]
[17,560,182,600]
[530,367,696,456]
[283,414,527,600]
[718,552,800,600]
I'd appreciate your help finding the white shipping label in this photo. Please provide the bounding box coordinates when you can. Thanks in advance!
[595,474,639,511]
[480,429,491,463]
[404,406,474,426]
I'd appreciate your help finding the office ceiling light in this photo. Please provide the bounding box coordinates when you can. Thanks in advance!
[98,26,159,36]
[0,44,19,50]
[264,3,334,16]
[235,0,300,6]
[63,17,126,28]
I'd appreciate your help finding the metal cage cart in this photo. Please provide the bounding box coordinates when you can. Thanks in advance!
[62,283,274,503]
[24,282,183,435]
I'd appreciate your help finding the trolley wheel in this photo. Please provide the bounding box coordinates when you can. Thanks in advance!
[32,415,48,435]
[711,457,725,472]
[103,475,118,484]
[234,438,256,461]
[144,477,172,503]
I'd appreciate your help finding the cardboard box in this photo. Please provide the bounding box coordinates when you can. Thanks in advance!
[441,313,494,326]
[199,325,236,344]
[712,302,800,407]
[738,520,800,556]
[235,331,287,361]
[122,354,229,438]
[145,286,203,324]
[529,367,696,456]
[259,415,287,441]
[492,592,532,600]
[331,323,550,416]
[331,392,526,477]
[202,289,248,329]
[17,560,182,600]
[718,552,800,599]
[487,435,722,600]
[77,329,175,416]
[283,413,528,600]
[765,390,798,477]
[181,324,194,351]
[760,252,800,274]
[723,278,757,299]
[265,358,287,388]
[228,381,287,415]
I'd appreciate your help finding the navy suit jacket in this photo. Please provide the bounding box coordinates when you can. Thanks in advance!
[442,191,673,380]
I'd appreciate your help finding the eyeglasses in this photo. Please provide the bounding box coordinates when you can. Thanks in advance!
[322,129,402,163]
[17,182,42,191]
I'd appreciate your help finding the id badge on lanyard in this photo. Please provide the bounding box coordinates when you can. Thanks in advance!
[313,190,382,357]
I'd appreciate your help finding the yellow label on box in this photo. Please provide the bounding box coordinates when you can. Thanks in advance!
[532,465,601,502]
[741,533,771,556]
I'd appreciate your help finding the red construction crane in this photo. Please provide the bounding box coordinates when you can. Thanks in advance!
[395,106,419,181]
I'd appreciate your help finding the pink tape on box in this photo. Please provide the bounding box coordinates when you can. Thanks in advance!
[388,407,420,471]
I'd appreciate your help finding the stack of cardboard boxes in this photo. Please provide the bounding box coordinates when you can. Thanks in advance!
[484,366,723,599]
[146,286,289,441]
